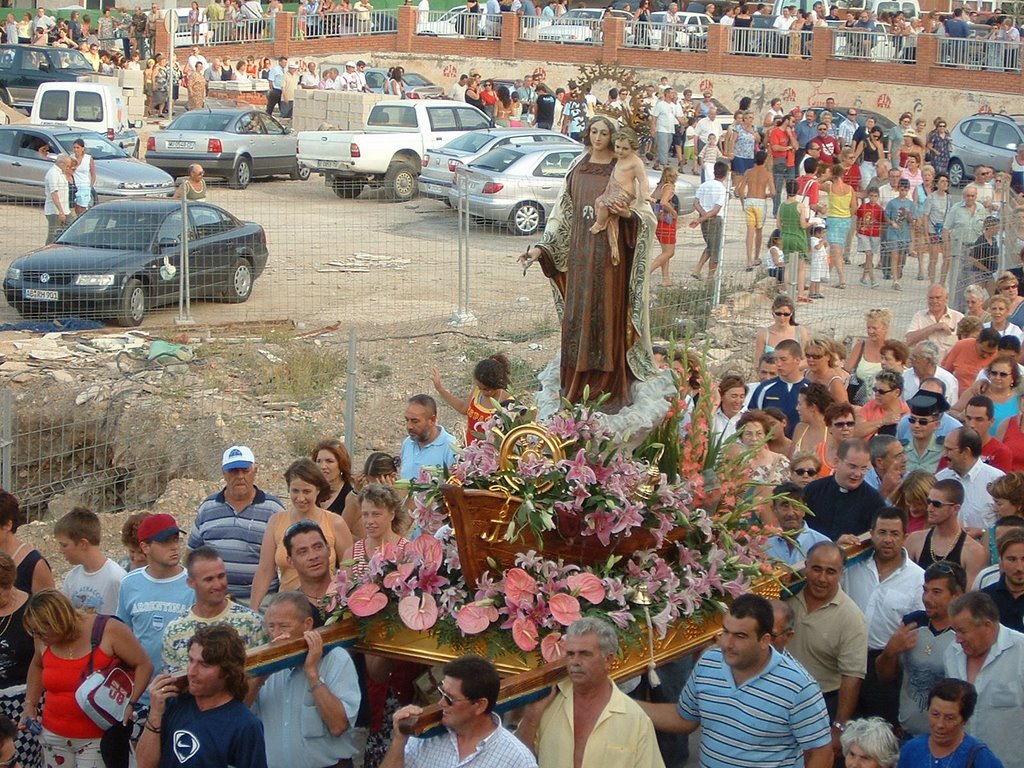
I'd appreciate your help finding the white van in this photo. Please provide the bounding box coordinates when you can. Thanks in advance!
[30,82,142,156]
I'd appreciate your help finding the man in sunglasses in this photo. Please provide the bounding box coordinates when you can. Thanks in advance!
[905,479,986,588]
[902,390,949,474]
[874,561,965,739]
[385,655,536,768]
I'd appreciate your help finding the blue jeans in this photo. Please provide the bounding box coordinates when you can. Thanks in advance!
[655,131,673,167]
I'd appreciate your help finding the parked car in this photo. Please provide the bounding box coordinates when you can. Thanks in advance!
[297,100,491,202]
[145,108,309,189]
[415,6,468,36]
[3,199,269,327]
[448,145,696,236]
[0,125,174,200]
[420,128,580,202]
[32,82,142,157]
[819,106,896,135]
[0,45,94,110]
[359,68,445,100]
[639,12,711,50]
[536,8,631,44]
[948,112,1024,186]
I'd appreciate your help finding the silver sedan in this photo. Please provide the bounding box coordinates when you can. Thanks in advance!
[448,145,695,237]
[0,125,174,201]
[145,109,310,189]
[420,128,580,203]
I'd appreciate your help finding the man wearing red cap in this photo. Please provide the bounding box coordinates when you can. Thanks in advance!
[117,512,195,678]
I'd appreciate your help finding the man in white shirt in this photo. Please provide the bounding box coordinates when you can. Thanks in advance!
[902,341,960,405]
[187,46,208,73]
[905,285,963,360]
[340,61,360,91]
[648,88,683,170]
[692,160,728,281]
[354,60,370,92]
[843,507,924,724]
[449,73,468,102]
[936,427,1004,533]
[43,155,73,244]
[694,107,719,154]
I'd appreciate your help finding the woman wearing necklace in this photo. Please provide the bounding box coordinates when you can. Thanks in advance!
[0,491,53,595]
[344,483,409,579]
[0,552,40,768]
[898,678,1003,768]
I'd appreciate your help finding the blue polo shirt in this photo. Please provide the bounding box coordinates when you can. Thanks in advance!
[749,376,807,438]
[399,426,457,481]
[678,647,831,768]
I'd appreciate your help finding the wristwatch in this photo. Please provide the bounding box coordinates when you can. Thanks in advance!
[832,721,846,733]
[309,678,325,692]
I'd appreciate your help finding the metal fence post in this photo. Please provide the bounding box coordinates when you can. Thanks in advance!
[450,173,477,326]
[0,390,11,492]
[345,328,356,452]
[175,183,194,325]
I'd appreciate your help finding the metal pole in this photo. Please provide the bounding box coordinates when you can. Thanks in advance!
[175,181,194,324]
[0,390,11,492]
[344,328,356,452]
[457,173,465,317]
[461,173,469,316]
[167,2,176,121]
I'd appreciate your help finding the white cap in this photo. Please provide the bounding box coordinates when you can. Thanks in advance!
[345,60,356,68]
[222,445,255,470]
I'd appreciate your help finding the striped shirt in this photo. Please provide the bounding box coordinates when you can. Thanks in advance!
[678,647,831,768]
[188,487,285,599]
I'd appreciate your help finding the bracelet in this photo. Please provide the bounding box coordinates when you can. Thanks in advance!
[309,678,325,692]
[144,720,161,733]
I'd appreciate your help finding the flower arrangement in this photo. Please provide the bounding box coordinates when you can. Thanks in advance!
[324,357,782,658]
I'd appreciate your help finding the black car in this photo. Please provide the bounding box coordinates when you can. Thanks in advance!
[4,200,269,327]
[0,45,94,110]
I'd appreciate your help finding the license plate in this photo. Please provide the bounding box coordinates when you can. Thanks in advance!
[318,160,341,168]
[24,289,58,301]
[167,141,195,149]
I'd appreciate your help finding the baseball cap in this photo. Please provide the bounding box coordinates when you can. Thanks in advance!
[898,179,910,189]
[345,60,356,67]
[222,445,255,471]
[138,513,182,543]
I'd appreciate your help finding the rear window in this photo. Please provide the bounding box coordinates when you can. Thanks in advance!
[403,73,431,87]
[38,91,70,121]
[74,92,103,123]
[367,105,416,129]
[444,133,496,153]
[167,112,234,132]
[470,147,523,173]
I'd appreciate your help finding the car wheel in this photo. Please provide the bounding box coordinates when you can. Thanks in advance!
[384,161,418,202]
[947,159,965,187]
[229,157,252,189]
[291,162,311,181]
[223,258,253,303]
[331,177,364,198]
[115,278,146,327]
[509,201,543,236]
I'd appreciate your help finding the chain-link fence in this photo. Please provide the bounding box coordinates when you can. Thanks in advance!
[0,134,987,520]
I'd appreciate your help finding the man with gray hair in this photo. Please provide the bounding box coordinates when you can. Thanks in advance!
[902,341,959,405]
[863,434,906,500]
[44,154,74,243]
[517,618,664,768]
[905,285,963,359]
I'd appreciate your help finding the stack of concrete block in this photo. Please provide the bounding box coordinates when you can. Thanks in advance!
[118,69,146,123]
[292,90,394,133]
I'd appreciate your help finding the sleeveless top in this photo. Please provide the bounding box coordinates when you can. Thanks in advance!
[184,178,207,200]
[862,141,880,164]
[0,601,34,687]
[917,528,967,570]
[780,201,808,253]
[325,482,354,517]
[466,386,496,445]
[351,537,409,579]
[1012,156,1024,191]
[272,508,338,592]
[15,550,47,594]
[1002,415,1024,471]
[827,186,854,218]
[991,396,1018,435]
[41,643,115,739]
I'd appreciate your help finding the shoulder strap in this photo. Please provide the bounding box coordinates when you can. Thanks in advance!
[84,614,111,678]
[963,742,983,768]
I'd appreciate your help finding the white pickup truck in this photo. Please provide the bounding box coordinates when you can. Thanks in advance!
[297,100,492,202]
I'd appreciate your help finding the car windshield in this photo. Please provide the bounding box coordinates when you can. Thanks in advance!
[54,132,127,160]
[403,73,432,87]
[58,208,165,250]
[50,49,93,71]
[470,147,524,172]
[445,133,497,153]
[166,112,235,132]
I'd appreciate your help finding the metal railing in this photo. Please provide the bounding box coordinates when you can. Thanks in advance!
[186,17,271,45]
[293,9,397,39]
[417,9,466,36]
[623,20,708,51]
[533,16,604,45]
[936,36,1021,72]
[831,27,915,63]
[518,15,549,42]
[726,26,807,57]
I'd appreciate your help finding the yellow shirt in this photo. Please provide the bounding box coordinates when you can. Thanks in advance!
[827,186,854,218]
[786,588,867,693]
[535,680,665,768]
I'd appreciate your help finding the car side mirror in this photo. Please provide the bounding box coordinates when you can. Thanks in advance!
[156,237,180,252]
[131,120,144,129]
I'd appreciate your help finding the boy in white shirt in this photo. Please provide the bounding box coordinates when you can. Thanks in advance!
[808,220,829,299]
[56,507,127,614]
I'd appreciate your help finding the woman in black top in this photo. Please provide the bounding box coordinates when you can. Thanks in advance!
[312,439,354,518]
[0,551,40,768]
[0,492,51,597]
